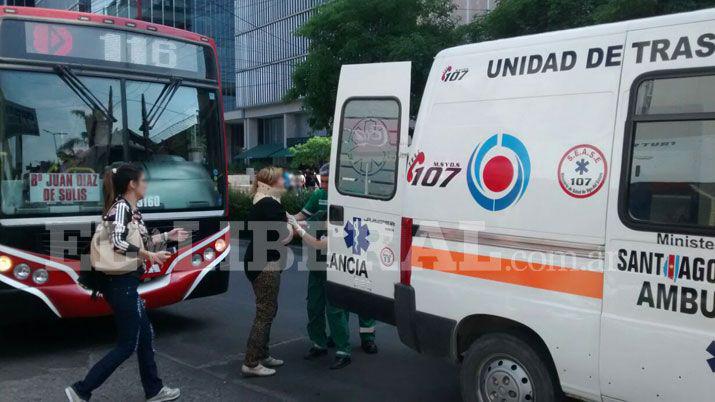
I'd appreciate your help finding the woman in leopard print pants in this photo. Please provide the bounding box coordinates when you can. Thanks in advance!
[242,167,295,377]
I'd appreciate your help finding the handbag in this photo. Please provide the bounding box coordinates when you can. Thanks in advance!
[90,221,145,274]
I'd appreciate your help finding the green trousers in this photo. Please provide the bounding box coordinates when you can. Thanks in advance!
[306,269,376,357]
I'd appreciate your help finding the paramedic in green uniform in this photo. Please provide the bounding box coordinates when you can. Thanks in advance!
[294,164,378,369]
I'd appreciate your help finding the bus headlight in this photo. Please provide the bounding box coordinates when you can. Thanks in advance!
[192,254,203,266]
[13,263,31,280]
[32,268,49,285]
[0,256,12,273]
[215,239,227,253]
[203,248,215,262]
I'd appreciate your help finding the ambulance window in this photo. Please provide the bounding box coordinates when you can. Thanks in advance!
[624,73,715,231]
[336,98,400,200]
[635,75,715,115]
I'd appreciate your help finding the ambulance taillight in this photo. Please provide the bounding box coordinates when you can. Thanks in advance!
[400,217,413,286]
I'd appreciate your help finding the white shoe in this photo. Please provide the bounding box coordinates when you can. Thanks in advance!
[65,386,87,402]
[241,363,276,377]
[146,386,181,402]
[261,356,284,367]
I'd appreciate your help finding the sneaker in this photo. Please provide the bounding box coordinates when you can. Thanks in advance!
[329,355,352,370]
[361,340,378,354]
[303,346,328,360]
[261,356,284,367]
[241,364,276,377]
[146,387,181,402]
[65,386,87,402]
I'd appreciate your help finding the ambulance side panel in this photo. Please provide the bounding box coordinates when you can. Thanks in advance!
[402,32,625,400]
[601,18,715,401]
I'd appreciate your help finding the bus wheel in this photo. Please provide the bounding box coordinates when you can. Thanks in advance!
[460,333,556,402]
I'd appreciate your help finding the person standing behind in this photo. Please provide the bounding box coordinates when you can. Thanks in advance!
[304,169,317,189]
[242,167,295,377]
[294,166,351,369]
[294,164,378,369]
[66,164,187,402]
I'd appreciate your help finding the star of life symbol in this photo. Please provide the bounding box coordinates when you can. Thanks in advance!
[344,217,370,256]
[708,341,715,373]
[575,159,590,175]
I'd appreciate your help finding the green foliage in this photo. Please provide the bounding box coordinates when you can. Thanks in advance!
[289,136,332,169]
[228,188,253,222]
[463,0,715,42]
[228,187,314,222]
[281,189,314,215]
[287,0,460,130]
[228,161,244,175]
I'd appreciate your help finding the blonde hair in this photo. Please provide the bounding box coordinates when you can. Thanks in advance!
[251,166,283,195]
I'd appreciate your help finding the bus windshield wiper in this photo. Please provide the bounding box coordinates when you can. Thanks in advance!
[140,78,183,133]
[53,65,117,123]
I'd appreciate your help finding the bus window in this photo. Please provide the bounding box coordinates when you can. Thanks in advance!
[335,98,400,200]
[0,70,224,217]
[124,81,223,211]
[625,73,715,230]
[0,70,121,216]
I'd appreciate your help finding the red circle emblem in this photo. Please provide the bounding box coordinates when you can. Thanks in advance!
[483,155,514,192]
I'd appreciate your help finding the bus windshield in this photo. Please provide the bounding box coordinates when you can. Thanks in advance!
[0,69,225,217]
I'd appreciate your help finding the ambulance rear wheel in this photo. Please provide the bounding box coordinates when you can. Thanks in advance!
[460,333,556,402]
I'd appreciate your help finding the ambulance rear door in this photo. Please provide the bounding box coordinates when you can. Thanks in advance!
[326,62,411,323]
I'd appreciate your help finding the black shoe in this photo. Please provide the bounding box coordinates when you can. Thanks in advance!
[326,337,336,348]
[361,340,378,354]
[329,355,352,370]
[304,346,328,360]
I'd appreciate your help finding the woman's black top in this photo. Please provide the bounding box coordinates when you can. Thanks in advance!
[244,197,290,282]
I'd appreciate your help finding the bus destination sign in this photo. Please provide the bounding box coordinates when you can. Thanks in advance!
[1,20,212,79]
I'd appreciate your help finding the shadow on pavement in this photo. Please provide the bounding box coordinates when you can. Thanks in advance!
[0,309,205,360]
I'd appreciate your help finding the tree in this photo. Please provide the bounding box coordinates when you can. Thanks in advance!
[287,0,460,130]
[594,0,715,22]
[463,0,715,42]
[289,136,332,169]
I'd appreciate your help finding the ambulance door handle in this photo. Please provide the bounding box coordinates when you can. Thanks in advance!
[329,204,344,226]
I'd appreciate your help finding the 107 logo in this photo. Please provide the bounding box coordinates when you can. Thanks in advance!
[407,152,462,188]
[441,65,469,82]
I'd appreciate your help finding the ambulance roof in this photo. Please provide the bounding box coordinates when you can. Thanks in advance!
[437,8,715,59]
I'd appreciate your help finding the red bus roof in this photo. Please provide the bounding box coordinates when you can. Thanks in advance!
[1,6,216,49]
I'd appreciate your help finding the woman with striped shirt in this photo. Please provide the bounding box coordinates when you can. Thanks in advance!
[66,164,188,402]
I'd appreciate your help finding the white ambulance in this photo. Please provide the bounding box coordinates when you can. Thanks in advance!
[325,8,715,402]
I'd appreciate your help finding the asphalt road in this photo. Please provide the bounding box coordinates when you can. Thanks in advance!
[0,241,461,402]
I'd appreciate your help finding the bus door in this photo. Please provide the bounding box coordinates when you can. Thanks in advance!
[601,21,715,401]
[326,62,411,321]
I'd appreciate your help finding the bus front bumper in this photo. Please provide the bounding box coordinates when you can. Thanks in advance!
[0,229,231,323]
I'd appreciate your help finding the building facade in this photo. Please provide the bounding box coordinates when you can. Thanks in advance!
[452,0,497,23]
[226,0,328,165]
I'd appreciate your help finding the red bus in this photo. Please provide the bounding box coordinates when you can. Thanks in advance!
[0,7,231,323]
